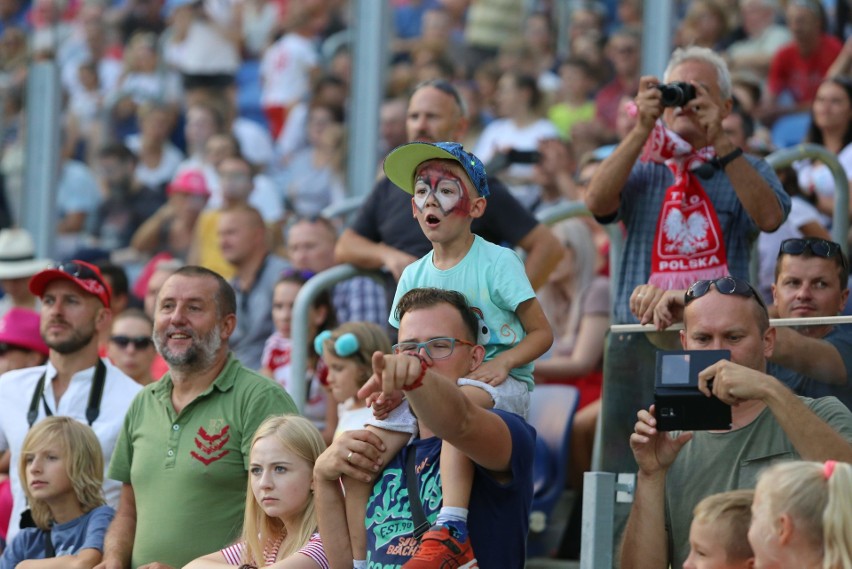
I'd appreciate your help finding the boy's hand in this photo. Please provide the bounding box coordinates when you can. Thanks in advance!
[466,358,510,385]
[367,388,404,420]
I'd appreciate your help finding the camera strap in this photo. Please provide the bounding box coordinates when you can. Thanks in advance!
[26,359,107,429]
[44,528,56,558]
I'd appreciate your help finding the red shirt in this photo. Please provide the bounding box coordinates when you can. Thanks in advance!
[768,34,843,103]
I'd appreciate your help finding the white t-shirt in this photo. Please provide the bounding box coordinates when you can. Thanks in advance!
[0,359,141,542]
[794,143,852,204]
[260,33,319,107]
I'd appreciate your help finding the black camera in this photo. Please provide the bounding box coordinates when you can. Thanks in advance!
[657,81,697,108]
[654,350,732,431]
[506,149,541,164]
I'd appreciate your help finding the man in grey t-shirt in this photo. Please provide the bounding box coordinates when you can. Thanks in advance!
[620,276,852,569]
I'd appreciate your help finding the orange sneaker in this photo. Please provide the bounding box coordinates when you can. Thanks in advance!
[402,525,478,569]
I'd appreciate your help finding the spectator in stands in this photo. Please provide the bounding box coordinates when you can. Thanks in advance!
[124,101,184,193]
[474,71,559,210]
[130,168,210,261]
[0,261,141,543]
[548,58,597,143]
[378,97,408,158]
[766,238,852,408]
[463,0,525,68]
[522,12,560,94]
[275,74,348,166]
[55,156,102,261]
[259,2,324,138]
[620,276,852,569]
[98,266,296,569]
[576,27,642,147]
[218,205,290,370]
[761,0,843,123]
[176,101,226,173]
[726,0,791,79]
[676,0,732,51]
[0,307,48,375]
[585,46,789,479]
[0,228,49,317]
[110,31,182,115]
[279,103,346,221]
[287,216,389,328]
[91,143,164,252]
[314,287,535,568]
[749,460,852,569]
[683,490,755,569]
[107,308,157,386]
[336,79,562,290]
[755,167,829,302]
[161,0,239,99]
[188,153,282,278]
[260,270,337,443]
[794,77,852,221]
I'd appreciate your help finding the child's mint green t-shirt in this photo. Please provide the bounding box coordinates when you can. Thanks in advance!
[389,235,536,388]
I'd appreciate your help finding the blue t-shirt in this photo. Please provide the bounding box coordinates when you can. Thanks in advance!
[768,324,852,410]
[0,505,114,569]
[365,409,535,568]
[390,235,536,387]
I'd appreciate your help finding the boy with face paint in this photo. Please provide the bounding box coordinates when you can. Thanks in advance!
[337,142,552,568]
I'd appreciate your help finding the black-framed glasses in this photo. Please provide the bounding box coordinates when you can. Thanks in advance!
[110,336,153,350]
[47,262,106,289]
[684,276,767,313]
[779,238,848,271]
[392,337,475,360]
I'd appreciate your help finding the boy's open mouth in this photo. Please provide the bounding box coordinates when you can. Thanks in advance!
[425,213,442,227]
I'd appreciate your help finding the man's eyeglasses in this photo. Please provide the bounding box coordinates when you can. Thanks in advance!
[110,336,154,350]
[392,337,475,360]
[48,262,106,288]
[684,276,767,313]
[779,238,848,270]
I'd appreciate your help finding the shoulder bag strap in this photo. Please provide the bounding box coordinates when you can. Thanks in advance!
[405,448,430,540]
[27,372,48,429]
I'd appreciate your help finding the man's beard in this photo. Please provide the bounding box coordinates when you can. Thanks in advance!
[154,323,222,372]
[45,322,96,354]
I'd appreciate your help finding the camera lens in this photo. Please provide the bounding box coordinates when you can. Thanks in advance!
[657,82,697,108]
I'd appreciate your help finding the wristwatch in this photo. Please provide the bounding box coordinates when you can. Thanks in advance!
[717,147,744,170]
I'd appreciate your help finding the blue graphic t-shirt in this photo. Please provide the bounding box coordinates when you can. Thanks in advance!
[365,410,535,568]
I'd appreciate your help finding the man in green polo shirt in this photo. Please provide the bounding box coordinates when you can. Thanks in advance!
[97,266,297,569]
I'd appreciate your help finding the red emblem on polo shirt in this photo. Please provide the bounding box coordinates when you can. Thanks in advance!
[191,425,231,466]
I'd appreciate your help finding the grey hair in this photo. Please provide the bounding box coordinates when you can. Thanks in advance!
[664,46,732,101]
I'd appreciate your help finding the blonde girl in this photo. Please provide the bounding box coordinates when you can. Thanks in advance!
[749,460,852,569]
[184,415,329,568]
[313,322,392,439]
[0,417,113,569]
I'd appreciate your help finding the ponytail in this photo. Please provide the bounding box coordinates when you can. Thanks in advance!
[823,461,852,569]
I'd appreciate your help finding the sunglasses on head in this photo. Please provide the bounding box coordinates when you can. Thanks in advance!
[779,238,848,270]
[48,262,106,288]
[684,276,768,313]
[0,342,26,356]
[110,336,153,350]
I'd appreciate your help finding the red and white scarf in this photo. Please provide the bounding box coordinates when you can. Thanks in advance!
[640,119,730,290]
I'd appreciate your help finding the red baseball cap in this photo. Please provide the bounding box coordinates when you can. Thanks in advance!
[29,260,112,308]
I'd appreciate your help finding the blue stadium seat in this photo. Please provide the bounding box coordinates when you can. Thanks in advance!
[771,112,811,149]
[527,384,581,558]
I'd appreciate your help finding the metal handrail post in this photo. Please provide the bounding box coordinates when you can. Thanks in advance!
[289,264,387,412]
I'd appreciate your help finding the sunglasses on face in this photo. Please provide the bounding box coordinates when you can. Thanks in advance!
[684,276,768,313]
[48,262,107,289]
[110,336,153,350]
[779,238,848,271]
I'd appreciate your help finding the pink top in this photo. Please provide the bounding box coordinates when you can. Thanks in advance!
[220,532,328,568]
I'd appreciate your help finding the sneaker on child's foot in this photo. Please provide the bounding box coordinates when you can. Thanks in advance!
[402,525,478,569]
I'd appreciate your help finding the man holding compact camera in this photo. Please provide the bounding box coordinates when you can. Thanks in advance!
[583,46,791,474]
[620,276,852,569]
